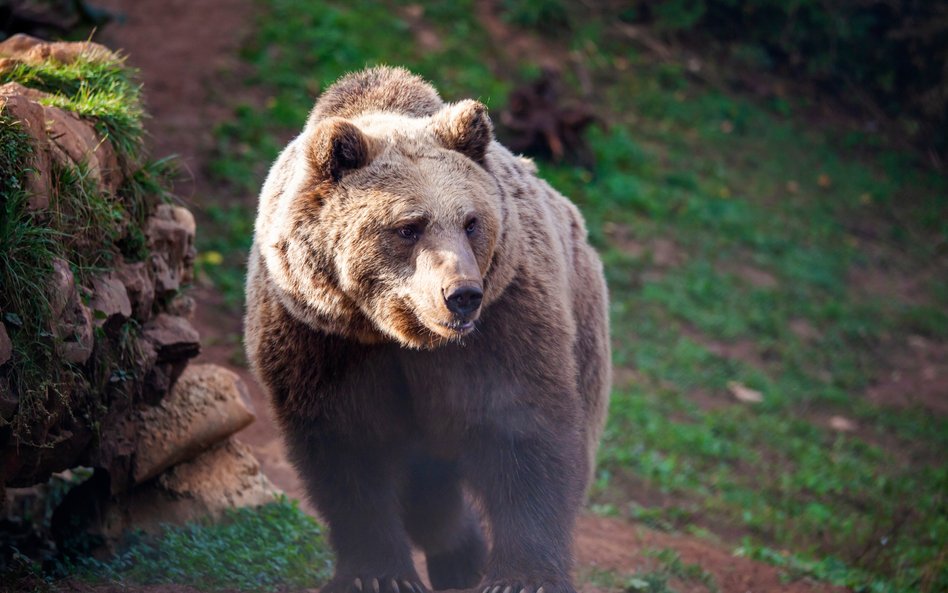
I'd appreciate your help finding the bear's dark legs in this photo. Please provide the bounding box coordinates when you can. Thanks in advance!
[290,433,425,593]
[462,429,586,593]
[402,456,487,590]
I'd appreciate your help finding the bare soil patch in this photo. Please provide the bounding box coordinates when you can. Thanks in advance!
[576,515,843,593]
[680,325,770,371]
[726,262,778,289]
[602,223,688,270]
[93,0,255,201]
[866,335,948,416]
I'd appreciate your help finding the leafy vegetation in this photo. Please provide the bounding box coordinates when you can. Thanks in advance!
[198,2,948,592]
[68,497,333,591]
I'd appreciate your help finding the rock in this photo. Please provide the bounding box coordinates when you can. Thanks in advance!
[57,301,93,365]
[0,38,209,494]
[99,438,280,541]
[166,294,196,320]
[49,259,94,365]
[0,34,116,65]
[728,381,763,404]
[0,323,11,366]
[139,314,199,403]
[84,410,141,495]
[142,314,200,363]
[131,364,254,484]
[829,416,857,432]
[147,205,196,296]
[6,425,93,488]
[42,105,122,192]
[115,260,154,321]
[159,438,278,513]
[148,252,177,296]
[0,34,50,58]
[142,361,190,406]
[49,258,76,318]
[141,363,171,407]
[170,205,196,237]
[90,272,132,331]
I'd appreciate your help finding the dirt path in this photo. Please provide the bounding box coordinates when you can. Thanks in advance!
[89,2,840,592]
[92,0,312,510]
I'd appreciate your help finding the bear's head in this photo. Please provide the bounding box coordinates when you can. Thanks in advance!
[262,100,515,349]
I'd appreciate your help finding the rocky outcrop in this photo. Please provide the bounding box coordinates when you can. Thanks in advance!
[11,365,278,549]
[0,35,202,490]
[0,36,276,553]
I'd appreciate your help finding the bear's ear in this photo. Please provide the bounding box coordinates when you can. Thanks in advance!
[430,99,493,165]
[307,117,376,182]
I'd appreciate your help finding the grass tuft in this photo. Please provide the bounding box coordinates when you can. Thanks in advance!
[0,111,64,444]
[69,497,334,591]
[1,55,144,163]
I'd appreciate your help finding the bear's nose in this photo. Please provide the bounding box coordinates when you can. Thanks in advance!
[445,285,483,317]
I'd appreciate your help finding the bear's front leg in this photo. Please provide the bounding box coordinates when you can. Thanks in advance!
[289,431,426,593]
[462,422,587,593]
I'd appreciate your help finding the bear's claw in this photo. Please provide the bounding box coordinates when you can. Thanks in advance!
[324,576,426,593]
[478,582,573,593]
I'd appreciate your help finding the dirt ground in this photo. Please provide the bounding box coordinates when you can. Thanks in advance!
[87,2,842,592]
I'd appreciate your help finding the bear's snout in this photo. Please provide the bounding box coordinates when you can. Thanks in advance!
[444,284,483,317]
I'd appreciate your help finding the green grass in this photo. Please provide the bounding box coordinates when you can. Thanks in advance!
[1,55,144,162]
[0,111,65,443]
[202,2,948,592]
[69,497,333,591]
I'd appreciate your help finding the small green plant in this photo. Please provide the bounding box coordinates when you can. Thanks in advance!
[581,559,717,593]
[581,566,678,593]
[649,549,718,592]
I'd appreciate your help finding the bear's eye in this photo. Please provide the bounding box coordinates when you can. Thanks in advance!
[465,218,477,235]
[397,225,420,241]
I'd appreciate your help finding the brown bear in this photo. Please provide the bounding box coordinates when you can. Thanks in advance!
[245,66,610,593]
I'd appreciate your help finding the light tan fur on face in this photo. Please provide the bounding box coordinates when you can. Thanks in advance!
[257,100,506,349]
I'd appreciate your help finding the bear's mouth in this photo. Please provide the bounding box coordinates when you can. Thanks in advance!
[420,313,477,340]
[439,319,475,334]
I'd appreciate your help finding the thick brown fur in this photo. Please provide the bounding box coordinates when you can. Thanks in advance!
[245,66,611,593]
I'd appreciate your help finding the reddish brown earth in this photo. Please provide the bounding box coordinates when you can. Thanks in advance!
[82,2,843,592]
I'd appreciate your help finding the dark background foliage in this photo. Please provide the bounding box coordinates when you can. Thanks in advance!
[508,0,948,156]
